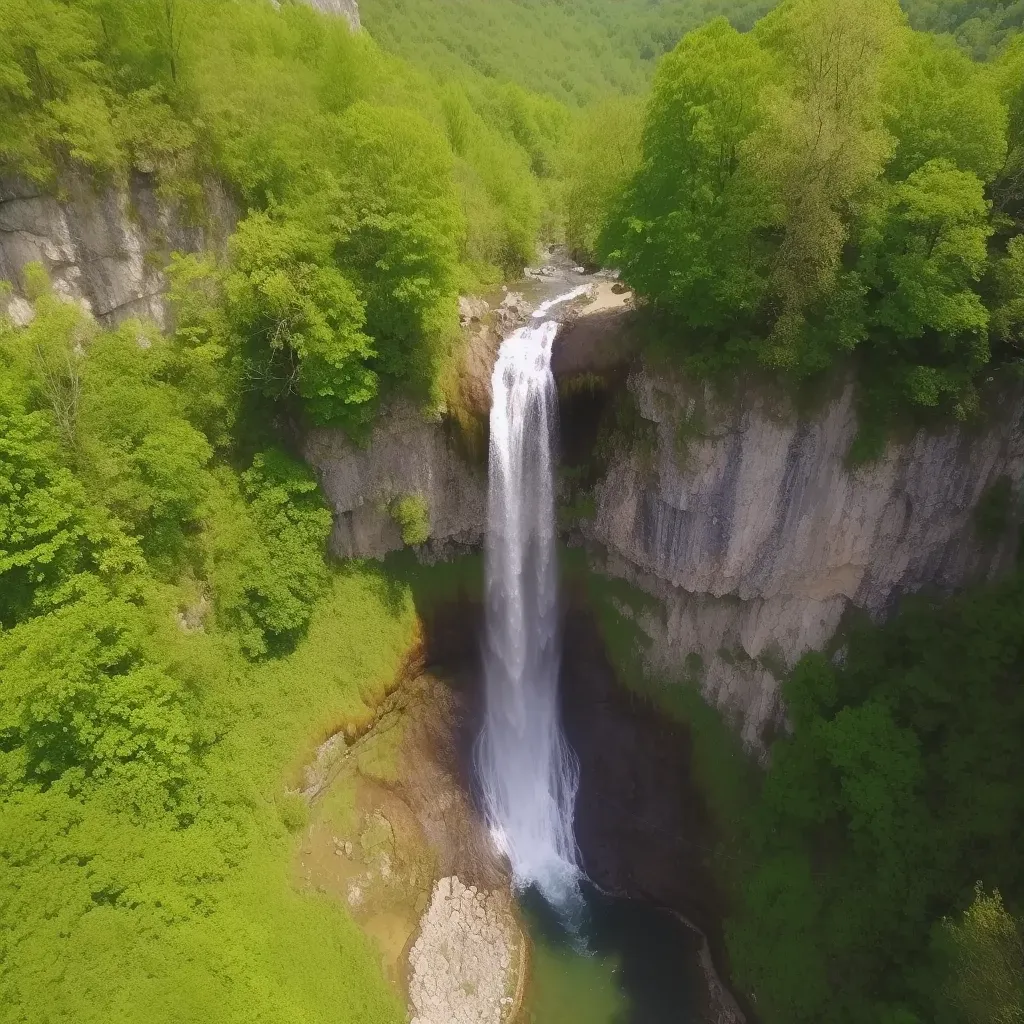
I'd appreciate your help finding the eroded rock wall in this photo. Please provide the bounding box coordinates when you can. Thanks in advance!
[0,173,235,328]
[304,400,487,560]
[588,367,1024,750]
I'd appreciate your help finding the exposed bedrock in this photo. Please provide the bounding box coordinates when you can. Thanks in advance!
[304,400,488,560]
[305,290,1024,751]
[588,368,1024,750]
[0,173,235,328]
[298,0,361,30]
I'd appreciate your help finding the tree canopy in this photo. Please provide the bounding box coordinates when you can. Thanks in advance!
[593,0,1024,445]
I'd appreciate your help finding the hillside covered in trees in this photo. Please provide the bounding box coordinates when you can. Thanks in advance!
[358,0,775,105]
[579,0,1024,456]
[1,1,1024,1023]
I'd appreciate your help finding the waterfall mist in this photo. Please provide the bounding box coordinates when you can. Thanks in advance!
[476,287,588,910]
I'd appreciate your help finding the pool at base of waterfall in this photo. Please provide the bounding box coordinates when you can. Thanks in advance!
[520,880,709,1024]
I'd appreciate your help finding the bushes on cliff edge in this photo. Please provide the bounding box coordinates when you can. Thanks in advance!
[597,0,1024,444]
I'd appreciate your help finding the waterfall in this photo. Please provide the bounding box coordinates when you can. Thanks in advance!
[476,286,588,908]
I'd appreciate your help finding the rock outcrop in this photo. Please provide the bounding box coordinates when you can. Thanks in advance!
[302,288,1024,754]
[303,400,487,560]
[300,0,360,30]
[0,173,235,328]
[588,367,1024,750]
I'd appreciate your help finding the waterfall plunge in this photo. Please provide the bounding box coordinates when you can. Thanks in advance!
[476,287,588,909]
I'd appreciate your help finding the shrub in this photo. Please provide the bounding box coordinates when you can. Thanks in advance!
[390,495,431,546]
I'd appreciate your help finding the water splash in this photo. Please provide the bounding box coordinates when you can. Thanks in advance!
[476,287,587,912]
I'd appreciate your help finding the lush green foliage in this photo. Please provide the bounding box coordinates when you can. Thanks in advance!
[597,0,1024,439]
[359,0,775,106]
[0,0,575,427]
[903,0,1024,58]
[390,494,431,546]
[0,282,420,1021]
[942,886,1024,1024]
[563,96,644,265]
[726,573,1024,1024]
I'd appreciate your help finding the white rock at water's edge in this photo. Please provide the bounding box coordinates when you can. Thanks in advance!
[408,876,518,1024]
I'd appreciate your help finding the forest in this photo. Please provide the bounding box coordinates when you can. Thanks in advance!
[1,1,1023,1022]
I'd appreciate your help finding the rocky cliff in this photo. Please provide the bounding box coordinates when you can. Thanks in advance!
[588,366,1024,750]
[300,0,361,30]
[0,173,235,328]
[304,400,487,560]
[6,165,1020,753]
[303,291,1024,752]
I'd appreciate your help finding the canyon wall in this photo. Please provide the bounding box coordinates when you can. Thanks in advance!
[5,165,1021,753]
[304,401,487,560]
[303,294,1024,751]
[587,366,1024,750]
[0,173,235,328]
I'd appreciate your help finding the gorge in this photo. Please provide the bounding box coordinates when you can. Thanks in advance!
[3,1,1024,1023]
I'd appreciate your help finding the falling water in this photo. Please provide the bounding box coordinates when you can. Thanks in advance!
[476,286,589,909]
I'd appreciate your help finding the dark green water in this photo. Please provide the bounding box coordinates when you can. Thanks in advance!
[521,881,708,1024]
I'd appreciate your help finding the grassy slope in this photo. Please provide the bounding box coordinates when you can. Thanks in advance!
[1,566,419,1024]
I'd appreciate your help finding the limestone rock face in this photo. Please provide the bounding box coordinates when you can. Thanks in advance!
[0,174,235,328]
[589,368,1024,750]
[299,0,360,30]
[304,400,486,560]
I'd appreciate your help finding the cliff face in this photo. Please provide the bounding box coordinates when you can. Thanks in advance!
[304,400,487,560]
[8,167,1019,751]
[588,367,1024,750]
[303,295,1024,752]
[0,174,235,328]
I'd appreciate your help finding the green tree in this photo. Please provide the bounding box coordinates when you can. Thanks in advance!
[601,18,782,331]
[943,887,1024,1024]
[858,159,992,411]
[989,234,1024,352]
[563,96,643,265]
[884,32,1008,183]
[329,101,464,396]
[223,212,378,427]
[205,451,332,658]
[0,583,194,813]
[78,325,214,564]
[752,0,902,369]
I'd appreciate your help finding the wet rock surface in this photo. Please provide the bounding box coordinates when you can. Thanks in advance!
[559,603,752,1024]
[560,608,719,937]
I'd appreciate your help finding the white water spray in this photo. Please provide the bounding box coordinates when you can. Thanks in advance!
[476,287,588,908]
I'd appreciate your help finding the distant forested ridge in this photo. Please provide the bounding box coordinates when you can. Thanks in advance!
[358,0,775,105]
[903,0,1024,57]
